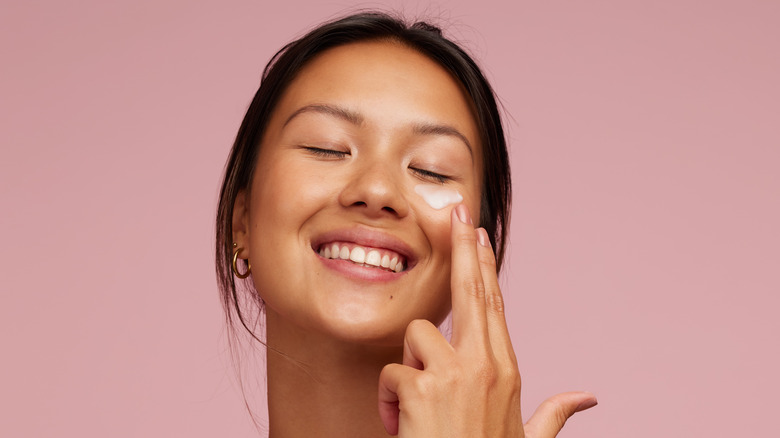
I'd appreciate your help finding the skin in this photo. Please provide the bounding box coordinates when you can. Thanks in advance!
[232,40,596,437]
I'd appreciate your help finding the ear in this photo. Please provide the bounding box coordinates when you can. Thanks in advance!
[232,190,251,258]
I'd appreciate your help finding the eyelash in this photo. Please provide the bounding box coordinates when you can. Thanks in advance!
[302,146,349,158]
[302,147,450,183]
[411,167,450,184]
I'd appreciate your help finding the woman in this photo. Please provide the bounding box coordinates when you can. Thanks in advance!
[216,12,596,437]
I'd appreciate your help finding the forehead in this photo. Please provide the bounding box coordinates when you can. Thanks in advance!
[269,40,481,154]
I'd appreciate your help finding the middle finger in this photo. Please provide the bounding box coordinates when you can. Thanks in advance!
[449,204,489,349]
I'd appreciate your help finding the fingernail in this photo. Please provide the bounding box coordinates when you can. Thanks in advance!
[477,228,491,248]
[575,397,598,412]
[455,204,472,224]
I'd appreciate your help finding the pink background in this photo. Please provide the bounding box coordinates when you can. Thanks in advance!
[2,0,778,436]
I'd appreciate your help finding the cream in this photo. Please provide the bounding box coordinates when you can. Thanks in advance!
[414,185,463,210]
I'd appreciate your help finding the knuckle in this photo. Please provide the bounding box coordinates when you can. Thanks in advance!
[541,399,570,428]
[485,290,505,314]
[554,404,570,428]
[445,363,464,384]
[473,359,521,389]
[378,363,398,382]
[502,366,522,391]
[409,373,437,397]
[482,368,499,387]
[473,359,498,385]
[461,277,486,300]
[478,250,497,267]
[456,231,477,245]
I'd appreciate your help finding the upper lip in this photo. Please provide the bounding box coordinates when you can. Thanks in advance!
[310,226,417,268]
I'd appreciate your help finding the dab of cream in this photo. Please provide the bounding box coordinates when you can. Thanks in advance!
[414,185,463,210]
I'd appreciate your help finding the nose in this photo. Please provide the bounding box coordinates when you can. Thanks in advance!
[338,161,410,219]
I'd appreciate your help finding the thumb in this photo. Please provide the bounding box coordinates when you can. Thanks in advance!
[523,391,597,438]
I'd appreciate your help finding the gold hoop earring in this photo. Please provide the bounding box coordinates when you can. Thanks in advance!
[232,245,251,279]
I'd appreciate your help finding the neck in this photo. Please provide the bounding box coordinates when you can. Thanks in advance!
[265,309,401,438]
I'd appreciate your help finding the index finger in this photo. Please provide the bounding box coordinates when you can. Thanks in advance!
[449,204,489,348]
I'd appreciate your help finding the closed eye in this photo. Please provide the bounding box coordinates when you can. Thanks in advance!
[301,146,350,158]
[411,167,450,184]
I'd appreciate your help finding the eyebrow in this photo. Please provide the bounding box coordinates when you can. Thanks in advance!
[283,103,473,158]
[283,104,363,127]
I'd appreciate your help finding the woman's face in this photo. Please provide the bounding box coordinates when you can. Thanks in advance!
[234,40,483,345]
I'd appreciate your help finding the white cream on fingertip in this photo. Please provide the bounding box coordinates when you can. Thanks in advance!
[414,185,463,210]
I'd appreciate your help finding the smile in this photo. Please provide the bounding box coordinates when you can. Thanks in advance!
[317,242,406,273]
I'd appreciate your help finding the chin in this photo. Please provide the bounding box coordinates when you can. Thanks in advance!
[317,310,409,347]
[316,302,451,348]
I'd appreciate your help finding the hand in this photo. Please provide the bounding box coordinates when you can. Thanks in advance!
[378,204,596,437]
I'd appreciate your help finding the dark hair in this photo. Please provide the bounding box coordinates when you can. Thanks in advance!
[215,11,511,334]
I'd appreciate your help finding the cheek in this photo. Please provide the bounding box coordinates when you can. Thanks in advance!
[410,184,481,232]
[410,192,456,277]
[414,185,463,210]
[250,160,331,226]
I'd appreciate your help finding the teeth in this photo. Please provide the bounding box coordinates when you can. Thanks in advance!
[366,250,381,267]
[319,242,405,272]
[349,247,366,264]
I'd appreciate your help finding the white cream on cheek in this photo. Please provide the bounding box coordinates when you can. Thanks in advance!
[414,185,463,210]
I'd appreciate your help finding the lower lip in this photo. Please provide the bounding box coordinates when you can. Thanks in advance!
[317,255,406,282]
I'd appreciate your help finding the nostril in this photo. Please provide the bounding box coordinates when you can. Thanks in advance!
[353,202,396,215]
[341,183,408,217]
